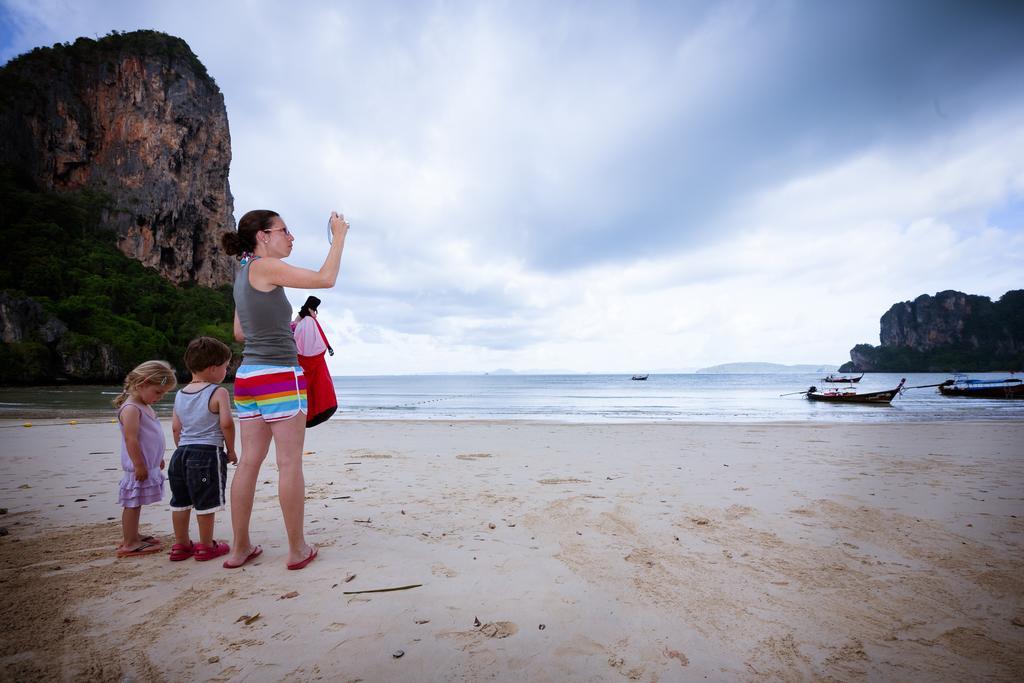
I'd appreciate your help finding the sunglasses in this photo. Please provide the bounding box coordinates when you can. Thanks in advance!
[263,226,293,237]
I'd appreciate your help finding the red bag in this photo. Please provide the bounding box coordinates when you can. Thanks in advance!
[298,317,337,428]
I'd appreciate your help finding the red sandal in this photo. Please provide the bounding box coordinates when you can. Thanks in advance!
[194,541,230,562]
[169,541,195,561]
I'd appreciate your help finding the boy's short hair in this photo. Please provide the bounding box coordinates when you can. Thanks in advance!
[184,337,232,373]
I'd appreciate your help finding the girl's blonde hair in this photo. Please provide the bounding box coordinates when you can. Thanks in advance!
[112,360,178,408]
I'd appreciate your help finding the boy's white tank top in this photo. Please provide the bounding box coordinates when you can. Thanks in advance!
[174,384,224,446]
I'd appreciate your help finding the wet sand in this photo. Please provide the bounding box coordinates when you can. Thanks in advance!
[1,419,1023,681]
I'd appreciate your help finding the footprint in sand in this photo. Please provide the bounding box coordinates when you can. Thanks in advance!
[438,621,519,648]
[624,548,657,567]
[457,453,492,460]
[431,563,458,578]
[478,621,518,638]
[210,665,242,682]
[608,655,645,680]
[725,504,754,519]
[349,449,394,459]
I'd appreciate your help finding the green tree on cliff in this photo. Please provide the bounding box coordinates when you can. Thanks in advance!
[0,168,236,383]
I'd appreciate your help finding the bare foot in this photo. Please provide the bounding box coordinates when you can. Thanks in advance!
[223,545,262,569]
[286,544,318,570]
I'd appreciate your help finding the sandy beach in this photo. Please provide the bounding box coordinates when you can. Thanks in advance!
[1,418,1022,681]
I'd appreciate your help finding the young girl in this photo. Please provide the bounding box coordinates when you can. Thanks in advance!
[113,360,177,557]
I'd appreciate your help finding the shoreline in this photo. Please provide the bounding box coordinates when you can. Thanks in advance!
[2,419,1023,680]
[4,415,1024,429]
[4,373,1023,426]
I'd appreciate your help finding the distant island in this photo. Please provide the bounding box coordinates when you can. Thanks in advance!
[696,362,838,374]
[839,289,1023,372]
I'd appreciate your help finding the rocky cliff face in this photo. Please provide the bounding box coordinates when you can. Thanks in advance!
[0,291,66,346]
[843,290,1024,372]
[0,291,120,382]
[0,31,235,286]
[880,291,996,351]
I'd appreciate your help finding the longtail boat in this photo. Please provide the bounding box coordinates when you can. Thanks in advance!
[938,375,1023,399]
[822,373,864,383]
[805,378,905,404]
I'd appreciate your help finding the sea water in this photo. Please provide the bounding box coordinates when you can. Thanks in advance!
[5,373,1019,423]
[330,372,1024,423]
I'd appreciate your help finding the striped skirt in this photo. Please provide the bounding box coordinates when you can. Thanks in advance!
[234,364,308,422]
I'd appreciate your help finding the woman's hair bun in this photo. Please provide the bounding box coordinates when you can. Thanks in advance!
[222,231,243,255]
[223,210,280,257]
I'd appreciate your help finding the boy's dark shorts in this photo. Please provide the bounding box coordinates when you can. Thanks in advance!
[168,444,228,515]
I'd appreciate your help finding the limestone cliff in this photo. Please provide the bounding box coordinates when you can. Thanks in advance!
[841,290,1024,372]
[0,30,235,286]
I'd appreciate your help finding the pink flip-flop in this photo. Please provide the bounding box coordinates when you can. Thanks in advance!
[116,541,162,558]
[287,544,318,571]
[115,535,161,550]
[223,545,262,569]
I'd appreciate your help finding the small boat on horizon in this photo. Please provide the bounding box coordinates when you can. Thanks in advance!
[822,373,864,383]
[804,378,906,404]
[938,374,1023,399]
[631,374,649,381]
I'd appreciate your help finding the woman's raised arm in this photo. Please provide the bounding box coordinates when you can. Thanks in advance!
[252,213,349,290]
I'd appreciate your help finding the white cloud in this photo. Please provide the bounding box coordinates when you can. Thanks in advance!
[314,107,1024,375]
[3,1,1023,374]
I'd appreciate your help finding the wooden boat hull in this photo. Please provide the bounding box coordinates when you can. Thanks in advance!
[939,384,1024,399]
[807,389,899,404]
[805,379,905,404]
[822,374,864,383]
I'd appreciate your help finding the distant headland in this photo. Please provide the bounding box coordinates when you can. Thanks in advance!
[839,289,1023,373]
[695,362,838,374]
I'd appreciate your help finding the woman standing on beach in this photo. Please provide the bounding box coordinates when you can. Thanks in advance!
[220,209,349,570]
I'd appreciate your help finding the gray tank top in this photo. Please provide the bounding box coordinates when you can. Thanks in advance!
[233,258,299,365]
[174,384,224,446]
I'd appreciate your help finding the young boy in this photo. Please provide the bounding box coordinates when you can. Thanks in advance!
[168,337,237,561]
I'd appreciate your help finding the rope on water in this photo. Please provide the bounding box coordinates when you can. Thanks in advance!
[4,392,480,426]
[0,418,120,429]
[342,394,471,415]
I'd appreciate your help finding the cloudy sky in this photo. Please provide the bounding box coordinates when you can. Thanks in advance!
[2,1,1023,374]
